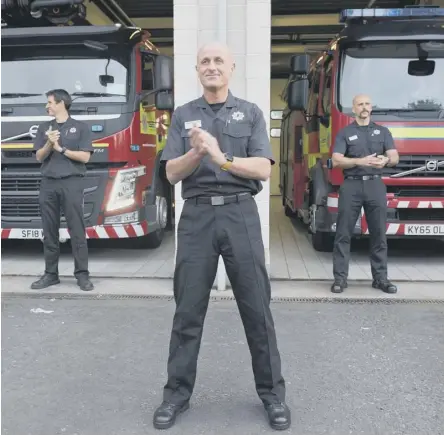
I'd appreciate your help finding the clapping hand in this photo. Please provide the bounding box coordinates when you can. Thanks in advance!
[46,126,60,146]
[374,154,390,168]
[359,153,388,168]
[188,128,225,164]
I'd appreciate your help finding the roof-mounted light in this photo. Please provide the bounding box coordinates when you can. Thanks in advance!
[339,7,444,23]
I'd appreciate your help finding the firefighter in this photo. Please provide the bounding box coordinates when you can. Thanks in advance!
[331,94,400,294]
[152,42,290,431]
[31,89,94,291]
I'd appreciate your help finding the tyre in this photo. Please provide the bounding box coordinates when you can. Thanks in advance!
[136,182,170,249]
[311,231,334,252]
[284,204,295,217]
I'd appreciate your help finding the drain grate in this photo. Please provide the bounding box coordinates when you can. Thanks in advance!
[2,292,443,305]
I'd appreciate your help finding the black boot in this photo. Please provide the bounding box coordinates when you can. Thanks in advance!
[372,279,397,294]
[31,274,60,290]
[331,280,348,293]
[265,402,291,431]
[153,401,189,430]
[77,276,94,291]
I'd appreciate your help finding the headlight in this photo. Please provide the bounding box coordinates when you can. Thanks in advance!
[106,166,146,212]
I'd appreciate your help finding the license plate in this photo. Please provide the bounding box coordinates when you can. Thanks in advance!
[19,229,44,239]
[404,224,444,236]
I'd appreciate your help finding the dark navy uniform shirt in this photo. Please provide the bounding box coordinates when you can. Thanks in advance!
[33,116,94,179]
[160,90,275,199]
[333,121,396,177]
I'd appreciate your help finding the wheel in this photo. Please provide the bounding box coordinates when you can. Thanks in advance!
[311,231,334,252]
[284,204,294,217]
[136,182,170,249]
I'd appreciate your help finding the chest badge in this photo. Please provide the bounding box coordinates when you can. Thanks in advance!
[184,120,202,129]
[349,135,358,141]
[69,127,77,133]
[373,129,380,136]
[232,111,244,121]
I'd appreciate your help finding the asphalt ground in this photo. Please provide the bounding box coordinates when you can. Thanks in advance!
[2,294,444,435]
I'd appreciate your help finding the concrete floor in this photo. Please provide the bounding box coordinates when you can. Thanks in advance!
[2,197,444,282]
[2,295,444,435]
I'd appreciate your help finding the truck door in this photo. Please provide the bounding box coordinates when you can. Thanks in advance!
[292,66,321,210]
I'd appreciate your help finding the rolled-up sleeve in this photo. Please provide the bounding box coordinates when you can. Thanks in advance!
[78,124,94,153]
[161,109,185,162]
[333,129,347,155]
[247,104,275,165]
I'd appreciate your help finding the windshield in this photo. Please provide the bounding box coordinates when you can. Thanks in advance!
[338,41,444,112]
[1,45,129,106]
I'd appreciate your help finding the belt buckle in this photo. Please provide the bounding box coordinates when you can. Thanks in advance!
[363,175,370,181]
[211,196,224,206]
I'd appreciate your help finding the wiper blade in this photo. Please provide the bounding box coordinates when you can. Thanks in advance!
[1,93,42,98]
[72,92,125,98]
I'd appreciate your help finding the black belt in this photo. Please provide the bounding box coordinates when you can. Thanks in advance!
[190,192,252,206]
[345,175,381,181]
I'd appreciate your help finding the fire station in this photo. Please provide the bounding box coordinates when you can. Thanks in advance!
[1,0,444,287]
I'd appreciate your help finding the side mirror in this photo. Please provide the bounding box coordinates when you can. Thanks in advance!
[288,79,309,111]
[291,54,310,75]
[154,55,174,92]
[155,91,174,111]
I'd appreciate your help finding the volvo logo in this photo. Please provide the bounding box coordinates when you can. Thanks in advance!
[29,125,39,138]
[426,160,438,172]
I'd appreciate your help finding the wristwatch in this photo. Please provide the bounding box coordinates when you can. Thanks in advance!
[60,147,67,155]
[220,153,234,171]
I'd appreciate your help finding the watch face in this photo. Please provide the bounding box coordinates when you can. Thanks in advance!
[225,153,234,162]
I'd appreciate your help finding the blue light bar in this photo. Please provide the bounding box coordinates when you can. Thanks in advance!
[340,7,444,23]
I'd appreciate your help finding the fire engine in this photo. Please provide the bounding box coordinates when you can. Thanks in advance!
[1,0,174,248]
[280,7,444,252]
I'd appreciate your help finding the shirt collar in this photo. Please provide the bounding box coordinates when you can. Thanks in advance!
[196,90,237,109]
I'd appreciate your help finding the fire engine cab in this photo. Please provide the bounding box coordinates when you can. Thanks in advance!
[1,0,174,248]
[280,7,444,252]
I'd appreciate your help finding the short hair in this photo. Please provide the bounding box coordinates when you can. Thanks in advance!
[46,89,72,110]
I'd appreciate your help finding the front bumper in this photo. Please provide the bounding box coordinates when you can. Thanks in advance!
[1,222,150,240]
[1,168,159,239]
[315,193,444,237]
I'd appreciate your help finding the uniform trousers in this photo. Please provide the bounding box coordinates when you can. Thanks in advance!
[39,176,89,278]
[163,193,286,406]
[333,178,388,281]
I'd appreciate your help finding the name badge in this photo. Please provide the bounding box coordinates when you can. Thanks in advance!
[349,135,358,141]
[184,120,202,129]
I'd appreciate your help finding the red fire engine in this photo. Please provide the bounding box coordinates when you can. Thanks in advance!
[1,0,174,248]
[280,7,444,252]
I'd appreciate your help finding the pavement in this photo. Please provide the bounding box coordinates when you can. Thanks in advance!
[2,292,444,435]
[2,276,444,302]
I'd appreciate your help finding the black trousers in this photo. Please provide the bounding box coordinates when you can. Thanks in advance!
[163,194,286,406]
[39,176,89,278]
[333,178,388,282]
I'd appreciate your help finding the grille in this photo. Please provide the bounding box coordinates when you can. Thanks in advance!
[1,176,42,192]
[386,186,444,198]
[1,196,40,218]
[397,208,444,221]
[383,155,444,178]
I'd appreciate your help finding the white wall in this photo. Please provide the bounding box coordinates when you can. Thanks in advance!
[173,0,271,290]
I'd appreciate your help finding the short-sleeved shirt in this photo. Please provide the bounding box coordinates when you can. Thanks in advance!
[332,121,396,177]
[160,90,274,199]
[33,116,94,179]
